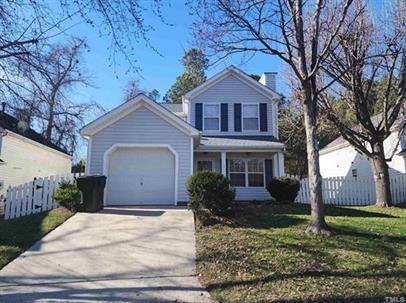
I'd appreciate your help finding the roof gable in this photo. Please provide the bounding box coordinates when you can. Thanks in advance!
[184,65,281,101]
[80,93,199,138]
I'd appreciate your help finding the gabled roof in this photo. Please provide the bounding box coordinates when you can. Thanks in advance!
[0,111,70,156]
[183,65,281,101]
[80,93,200,138]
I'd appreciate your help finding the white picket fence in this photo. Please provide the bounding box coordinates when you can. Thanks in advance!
[296,174,406,205]
[1,172,84,220]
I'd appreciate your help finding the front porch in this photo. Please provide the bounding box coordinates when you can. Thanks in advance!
[193,150,284,201]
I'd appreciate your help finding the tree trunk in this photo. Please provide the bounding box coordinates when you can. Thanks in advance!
[303,98,331,235]
[369,142,392,207]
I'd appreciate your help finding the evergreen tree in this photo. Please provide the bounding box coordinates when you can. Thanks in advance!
[165,49,208,103]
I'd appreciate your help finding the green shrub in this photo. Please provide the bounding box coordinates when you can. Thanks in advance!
[267,176,300,203]
[53,180,82,212]
[186,171,235,216]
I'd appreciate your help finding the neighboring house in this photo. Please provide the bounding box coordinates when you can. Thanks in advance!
[0,110,72,196]
[81,66,285,205]
[319,114,406,179]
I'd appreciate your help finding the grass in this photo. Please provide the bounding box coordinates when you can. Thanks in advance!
[195,203,406,303]
[0,207,73,269]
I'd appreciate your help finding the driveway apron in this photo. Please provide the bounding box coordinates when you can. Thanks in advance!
[0,207,211,303]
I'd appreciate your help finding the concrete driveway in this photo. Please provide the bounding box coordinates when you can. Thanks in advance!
[0,207,211,303]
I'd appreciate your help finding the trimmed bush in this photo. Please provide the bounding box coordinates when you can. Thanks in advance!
[53,180,82,212]
[186,171,235,216]
[267,176,300,203]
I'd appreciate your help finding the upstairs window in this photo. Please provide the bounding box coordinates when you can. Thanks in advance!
[242,104,259,131]
[203,104,220,131]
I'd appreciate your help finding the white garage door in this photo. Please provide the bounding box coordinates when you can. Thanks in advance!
[106,147,175,205]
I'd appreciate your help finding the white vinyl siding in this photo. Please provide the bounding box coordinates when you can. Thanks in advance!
[0,132,72,195]
[320,130,406,178]
[189,74,276,136]
[89,106,192,202]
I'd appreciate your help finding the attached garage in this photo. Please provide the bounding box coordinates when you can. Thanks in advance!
[104,144,178,205]
[80,94,199,205]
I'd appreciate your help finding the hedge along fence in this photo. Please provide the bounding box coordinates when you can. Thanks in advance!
[2,173,83,220]
[295,174,406,205]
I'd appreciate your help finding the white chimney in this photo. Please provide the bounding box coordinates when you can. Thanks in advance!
[259,72,277,91]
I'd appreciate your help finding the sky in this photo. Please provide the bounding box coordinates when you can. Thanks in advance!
[46,0,388,161]
[54,1,287,113]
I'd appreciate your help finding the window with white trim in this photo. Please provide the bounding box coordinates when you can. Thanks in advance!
[242,104,259,131]
[229,159,265,187]
[197,160,213,172]
[203,104,220,130]
[229,159,246,187]
[247,159,264,187]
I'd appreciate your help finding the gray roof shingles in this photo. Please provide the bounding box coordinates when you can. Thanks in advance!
[198,135,284,150]
[160,103,183,113]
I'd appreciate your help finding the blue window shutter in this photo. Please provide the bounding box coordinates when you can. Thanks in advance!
[221,103,228,132]
[234,103,241,132]
[195,103,202,131]
[260,103,268,132]
[265,159,273,187]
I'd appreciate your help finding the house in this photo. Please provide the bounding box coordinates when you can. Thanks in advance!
[80,66,285,205]
[319,114,406,179]
[0,109,72,196]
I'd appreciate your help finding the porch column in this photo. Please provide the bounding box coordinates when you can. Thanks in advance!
[221,151,227,176]
[273,153,279,176]
[278,151,285,176]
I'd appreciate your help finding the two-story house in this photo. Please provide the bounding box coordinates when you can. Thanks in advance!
[80,66,285,205]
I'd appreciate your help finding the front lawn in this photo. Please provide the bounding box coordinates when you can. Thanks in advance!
[195,203,406,302]
[0,207,73,269]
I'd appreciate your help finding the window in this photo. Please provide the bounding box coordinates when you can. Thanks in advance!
[229,159,265,187]
[248,159,264,187]
[352,169,358,178]
[243,104,259,131]
[229,159,246,187]
[197,160,213,172]
[203,104,220,130]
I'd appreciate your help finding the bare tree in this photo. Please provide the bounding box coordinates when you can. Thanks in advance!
[122,80,161,103]
[320,1,406,207]
[13,39,102,154]
[123,79,143,102]
[0,0,167,103]
[190,0,356,234]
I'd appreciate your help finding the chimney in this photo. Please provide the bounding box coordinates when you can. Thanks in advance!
[259,72,277,91]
